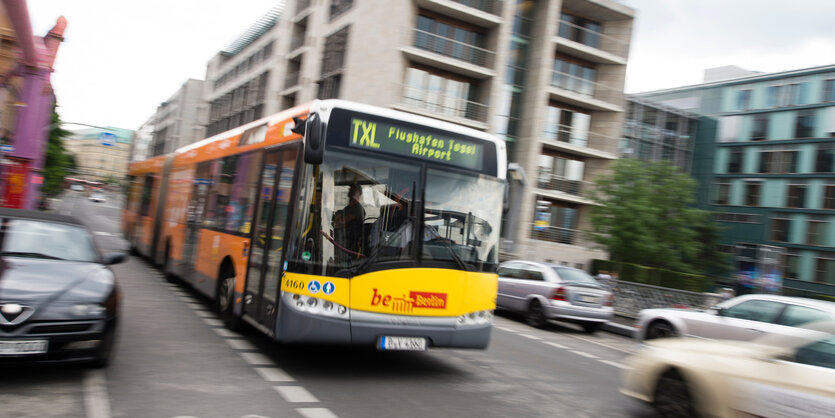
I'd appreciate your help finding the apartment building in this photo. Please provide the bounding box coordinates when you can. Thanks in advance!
[150,79,206,156]
[65,127,133,183]
[636,64,835,296]
[620,96,700,173]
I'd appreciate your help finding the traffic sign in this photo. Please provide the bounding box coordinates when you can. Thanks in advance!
[322,281,335,295]
[99,132,117,146]
[0,144,13,153]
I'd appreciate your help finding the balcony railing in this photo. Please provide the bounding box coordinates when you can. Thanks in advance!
[544,126,587,147]
[400,84,489,123]
[284,70,300,90]
[529,224,595,247]
[412,28,495,68]
[290,34,306,51]
[556,20,630,58]
[551,70,620,102]
[536,173,594,197]
[451,0,503,15]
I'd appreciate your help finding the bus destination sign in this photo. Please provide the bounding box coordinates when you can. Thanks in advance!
[348,117,483,170]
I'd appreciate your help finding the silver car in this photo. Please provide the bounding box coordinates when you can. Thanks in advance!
[635,294,835,341]
[496,260,613,333]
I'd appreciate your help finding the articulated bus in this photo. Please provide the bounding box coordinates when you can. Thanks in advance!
[124,100,507,350]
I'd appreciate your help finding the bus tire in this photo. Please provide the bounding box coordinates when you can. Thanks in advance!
[162,240,176,283]
[217,265,241,331]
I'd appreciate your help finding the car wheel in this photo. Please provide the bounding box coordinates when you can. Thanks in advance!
[217,272,241,331]
[582,322,600,334]
[525,300,547,329]
[654,370,696,417]
[646,320,677,340]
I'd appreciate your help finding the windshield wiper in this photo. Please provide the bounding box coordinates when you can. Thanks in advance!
[426,237,473,272]
[351,217,415,276]
[0,251,65,260]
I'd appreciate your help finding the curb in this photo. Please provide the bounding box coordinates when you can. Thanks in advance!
[601,321,635,338]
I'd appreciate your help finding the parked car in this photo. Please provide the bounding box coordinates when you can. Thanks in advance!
[634,294,835,342]
[0,208,124,367]
[70,184,84,192]
[621,321,835,417]
[496,260,613,333]
[89,192,106,203]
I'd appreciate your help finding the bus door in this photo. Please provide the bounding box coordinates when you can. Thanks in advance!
[244,146,298,330]
[182,161,213,283]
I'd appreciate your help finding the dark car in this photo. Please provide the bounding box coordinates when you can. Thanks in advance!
[0,208,124,367]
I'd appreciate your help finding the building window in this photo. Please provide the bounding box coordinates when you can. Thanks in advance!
[794,109,815,138]
[736,89,751,110]
[745,182,761,206]
[537,152,585,196]
[414,14,487,66]
[719,116,741,142]
[727,149,743,173]
[815,144,834,173]
[543,104,590,147]
[825,79,835,102]
[759,148,797,174]
[714,182,730,205]
[318,26,350,99]
[766,85,783,107]
[329,0,353,20]
[557,13,601,48]
[751,114,768,140]
[815,257,835,284]
[787,83,807,106]
[552,55,596,97]
[403,66,482,121]
[770,217,790,242]
[784,251,799,280]
[786,183,806,208]
[807,220,827,246]
[824,184,835,209]
[530,198,578,244]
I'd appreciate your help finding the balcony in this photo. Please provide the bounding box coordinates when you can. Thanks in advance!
[536,172,586,196]
[549,70,623,112]
[396,83,489,129]
[555,21,628,65]
[530,224,595,247]
[283,70,300,90]
[542,130,619,159]
[413,28,495,68]
[414,0,503,27]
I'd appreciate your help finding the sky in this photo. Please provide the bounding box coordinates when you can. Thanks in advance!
[25,0,835,131]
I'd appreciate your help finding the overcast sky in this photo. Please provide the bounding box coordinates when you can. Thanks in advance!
[26,0,835,131]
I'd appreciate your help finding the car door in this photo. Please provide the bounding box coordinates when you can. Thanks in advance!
[693,299,786,341]
[515,264,551,307]
[497,262,528,312]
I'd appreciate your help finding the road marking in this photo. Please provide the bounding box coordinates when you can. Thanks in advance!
[495,326,517,332]
[570,350,598,359]
[83,370,111,418]
[202,318,225,327]
[544,341,568,349]
[274,386,319,403]
[186,303,206,310]
[239,352,274,365]
[213,328,241,338]
[567,334,634,354]
[194,310,217,318]
[253,367,295,382]
[518,333,542,340]
[297,408,339,418]
[599,360,630,369]
[225,338,257,351]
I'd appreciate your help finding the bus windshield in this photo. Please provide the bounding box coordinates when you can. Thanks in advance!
[287,150,502,276]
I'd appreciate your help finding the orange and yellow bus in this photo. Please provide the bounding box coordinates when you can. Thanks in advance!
[124,100,507,350]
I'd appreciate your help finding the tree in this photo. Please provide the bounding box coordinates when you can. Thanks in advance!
[587,159,727,275]
[42,108,74,197]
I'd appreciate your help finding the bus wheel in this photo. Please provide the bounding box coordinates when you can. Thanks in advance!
[163,241,176,283]
[217,270,241,331]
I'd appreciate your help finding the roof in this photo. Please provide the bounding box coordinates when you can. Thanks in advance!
[733,293,835,311]
[0,208,85,227]
[221,3,284,57]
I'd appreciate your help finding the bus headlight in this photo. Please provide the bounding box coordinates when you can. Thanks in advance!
[290,293,349,320]
[456,310,493,327]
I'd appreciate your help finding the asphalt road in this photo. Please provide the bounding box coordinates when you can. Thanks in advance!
[1,190,656,418]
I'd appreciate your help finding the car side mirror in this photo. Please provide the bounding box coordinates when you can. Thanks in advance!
[711,306,724,316]
[102,252,126,265]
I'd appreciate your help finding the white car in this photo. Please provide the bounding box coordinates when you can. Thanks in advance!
[634,294,835,342]
[89,192,106,203]
[71,184,84,192]
[621,322,835,417]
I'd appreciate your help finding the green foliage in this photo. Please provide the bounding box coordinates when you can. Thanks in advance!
[42,109,74,197]
[587,159,729,276]
[591,259,712,292]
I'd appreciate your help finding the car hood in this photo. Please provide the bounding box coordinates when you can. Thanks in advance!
[644,337,785,360]
[0,257,114,305]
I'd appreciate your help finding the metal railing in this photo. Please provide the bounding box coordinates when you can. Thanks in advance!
[604,280,724,319]
[400,85,489,123]
[451,0,503,16]
[551,70,621,103]
[556,20,630,58]
[529,224,595,247]
[535,173,595,197]
[543,126,587,147]
[411,28,495,68]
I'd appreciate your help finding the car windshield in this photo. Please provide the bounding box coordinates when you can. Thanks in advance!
[0,219,97,262]
[552,267,600,286]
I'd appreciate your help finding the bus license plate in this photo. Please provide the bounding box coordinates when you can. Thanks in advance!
[379,336,427,351]
[0,340,48,355]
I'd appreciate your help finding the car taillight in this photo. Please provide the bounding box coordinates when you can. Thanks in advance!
[551,287,566,301]
[604,294,613,307]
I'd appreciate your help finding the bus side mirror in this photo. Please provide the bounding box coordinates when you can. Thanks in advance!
[303,113,324,165]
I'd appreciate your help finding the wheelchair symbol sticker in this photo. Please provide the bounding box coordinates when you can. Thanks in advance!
[308,280,321,294]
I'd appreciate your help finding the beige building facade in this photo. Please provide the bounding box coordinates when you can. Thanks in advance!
[65,127,132,183]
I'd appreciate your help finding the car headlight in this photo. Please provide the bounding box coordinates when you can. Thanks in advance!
[457,310,494,327]
[70,303,106,316]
